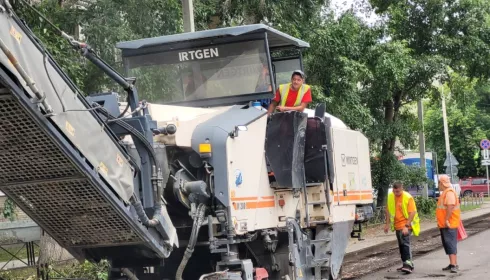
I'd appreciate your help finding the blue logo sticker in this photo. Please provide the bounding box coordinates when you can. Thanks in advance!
[235,169,243,187]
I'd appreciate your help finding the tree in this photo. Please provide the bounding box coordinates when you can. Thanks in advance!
[369,0,490,78]
[79,0,183,96]
[304,11,437,205]
[365,0,490,204]
[425,72,490,178]
[306,13,376,132]
[12,0,88,89]
[363,41,443,205]
[194,0,327,36]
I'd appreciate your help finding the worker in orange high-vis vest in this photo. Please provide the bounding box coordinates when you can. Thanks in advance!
[436,174,461,274]
[267,70,312,115]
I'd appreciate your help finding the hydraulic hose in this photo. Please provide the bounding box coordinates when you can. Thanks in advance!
[91,104,157,166]
[94,105,169,228]
[121,268,139,280]
[131,195,161,227]
[176,204,207,280]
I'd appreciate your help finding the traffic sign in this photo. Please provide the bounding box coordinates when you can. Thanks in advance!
[482,159,490,166]
[445,166,458,175]
[443,153,459,166]
[482,149,490,160]
[481,139,490,150]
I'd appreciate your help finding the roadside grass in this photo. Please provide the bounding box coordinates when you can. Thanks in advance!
[0,266,37,279]
[461,203,481,212]
[0,259,107,280]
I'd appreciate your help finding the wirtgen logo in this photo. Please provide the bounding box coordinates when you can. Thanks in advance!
[341,154,358,166]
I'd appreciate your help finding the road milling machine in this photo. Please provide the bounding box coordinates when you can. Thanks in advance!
[0,1,373,279]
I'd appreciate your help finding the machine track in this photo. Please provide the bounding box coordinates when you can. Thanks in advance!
[342,214,490,279]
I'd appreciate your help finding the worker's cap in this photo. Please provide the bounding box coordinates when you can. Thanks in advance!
[292,70,306,79]
[438,174,451,188]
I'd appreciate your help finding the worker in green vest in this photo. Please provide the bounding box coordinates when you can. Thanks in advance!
[384,182,420,274]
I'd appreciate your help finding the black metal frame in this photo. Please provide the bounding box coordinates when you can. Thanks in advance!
[0,241,38,270]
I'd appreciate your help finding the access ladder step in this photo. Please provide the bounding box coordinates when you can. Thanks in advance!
[310,238,330,244]
[307,201,326,205]
[308,220,329,225]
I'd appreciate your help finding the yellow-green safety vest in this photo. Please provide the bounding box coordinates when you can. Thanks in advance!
[278,83,311,107]
[387,191,420,236]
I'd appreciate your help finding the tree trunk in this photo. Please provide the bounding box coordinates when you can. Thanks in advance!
[377,93,402,206]
[38,230,73,265]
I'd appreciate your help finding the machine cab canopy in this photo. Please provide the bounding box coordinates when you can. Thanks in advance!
[116,24,310,107]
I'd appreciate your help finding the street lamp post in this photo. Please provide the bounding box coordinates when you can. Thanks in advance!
[418,98,428,198]
[182,0,195,32]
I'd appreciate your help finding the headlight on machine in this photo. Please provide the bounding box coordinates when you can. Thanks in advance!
[199,143,212,158]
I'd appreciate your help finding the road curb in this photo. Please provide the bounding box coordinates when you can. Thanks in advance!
[345,210,490,259]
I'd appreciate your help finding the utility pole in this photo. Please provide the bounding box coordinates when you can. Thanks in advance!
[441,89,459,183]
[418,99,428,198]
[182,0,195,32]
[434,151,439,182]
[441,93,452,178]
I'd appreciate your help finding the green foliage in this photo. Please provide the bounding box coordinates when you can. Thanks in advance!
[3,197,17,222]
[403,164,429,187]
[11,0,184,96]
[79,0,183,94]
[425,71,489,178]
[305,11,444,206]
[43,260,109,280]
[12,0,87,90]
[61,260,109,280]
[372,155,429,188]
[371,153,428,205]
[370,0,490,78]
[306,13,376,132]
[0,260,109,280]
[414,196,437,217]
[197,0,327,36]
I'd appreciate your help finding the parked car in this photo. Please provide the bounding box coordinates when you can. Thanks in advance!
[405,185,439,200]
[460,177,488,197]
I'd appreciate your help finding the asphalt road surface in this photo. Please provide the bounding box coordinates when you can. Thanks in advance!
[358,228,490,280]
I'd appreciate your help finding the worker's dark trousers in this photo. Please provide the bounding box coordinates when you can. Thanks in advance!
[396,229,413,267]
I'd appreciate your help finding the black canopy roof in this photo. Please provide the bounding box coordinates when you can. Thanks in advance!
[116,24,310,52]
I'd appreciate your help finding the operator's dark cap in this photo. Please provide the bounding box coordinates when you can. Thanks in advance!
[292,69,306,79]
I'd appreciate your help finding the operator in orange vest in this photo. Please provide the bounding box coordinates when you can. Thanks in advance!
[267,70,312,115]
[436,174,461,273]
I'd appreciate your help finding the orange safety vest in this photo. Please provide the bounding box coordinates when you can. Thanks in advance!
[436,188,461,229]
[278,83,310,107]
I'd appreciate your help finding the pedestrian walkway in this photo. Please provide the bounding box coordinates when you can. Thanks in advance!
[346,202,490,254]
